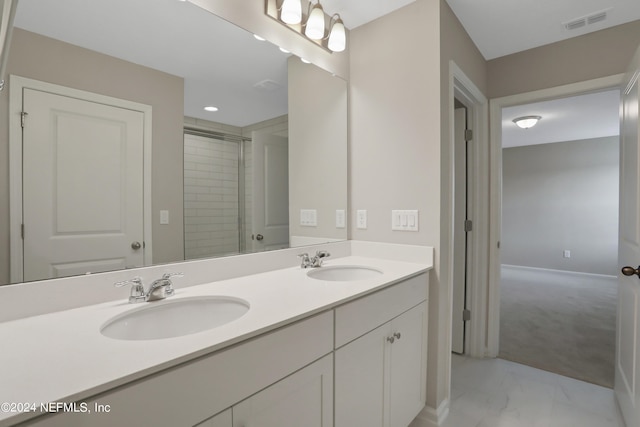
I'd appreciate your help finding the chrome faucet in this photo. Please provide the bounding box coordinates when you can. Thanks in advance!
[298,250,331,268]
[114,272,184,303]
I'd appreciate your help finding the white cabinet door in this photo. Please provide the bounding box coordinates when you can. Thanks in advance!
[233,355,333,427]
[195,409,232,427]
[335,303,427,427]
[388,303,427,427]
[335,322,388,427]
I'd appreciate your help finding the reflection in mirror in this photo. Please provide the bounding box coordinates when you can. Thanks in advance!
[0,0,347,285]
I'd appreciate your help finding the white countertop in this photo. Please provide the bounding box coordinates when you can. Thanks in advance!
[0,254,431,426]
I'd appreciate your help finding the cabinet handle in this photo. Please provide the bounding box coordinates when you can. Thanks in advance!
[387,336,395,344]
[394,332,401,340]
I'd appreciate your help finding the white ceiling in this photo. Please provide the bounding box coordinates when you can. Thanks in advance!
[445,0,640,60]
[502,90,620,148]
[12,0,633,142]
[444,0,636,148]
[12,0,414,127]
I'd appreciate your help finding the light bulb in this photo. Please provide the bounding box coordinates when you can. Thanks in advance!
[305,3,325,40]
[328,18,346,52]
[280,0,302,25]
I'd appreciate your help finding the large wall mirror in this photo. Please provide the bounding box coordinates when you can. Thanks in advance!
[0,0,347,285]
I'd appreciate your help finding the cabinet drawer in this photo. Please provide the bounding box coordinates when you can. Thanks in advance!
[334,273,427,348]
[26,311,334,427]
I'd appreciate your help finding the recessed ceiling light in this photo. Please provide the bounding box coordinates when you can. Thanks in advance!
[279,47,290,53]
[300,58,311,64]
[254,34,266,41]
[204,106,219,112]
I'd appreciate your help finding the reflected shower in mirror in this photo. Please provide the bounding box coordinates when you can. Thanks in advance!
[0,0,347,285]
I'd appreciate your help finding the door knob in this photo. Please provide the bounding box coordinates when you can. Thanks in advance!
[131,241,142,250]
[622,266,640,277]
[256,234,264,241]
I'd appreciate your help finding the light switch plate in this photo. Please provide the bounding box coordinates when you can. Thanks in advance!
[336,210,346,228]
[356,210,367,229]
[160,210,169,225]
[392,210,418,231]
[300,209,317,226]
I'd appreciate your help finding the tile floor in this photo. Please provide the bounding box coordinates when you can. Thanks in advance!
[443,355,626,427]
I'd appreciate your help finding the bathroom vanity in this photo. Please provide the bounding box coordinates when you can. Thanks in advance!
[0,242,432,427]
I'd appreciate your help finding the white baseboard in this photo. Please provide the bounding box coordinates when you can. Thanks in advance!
[501,264,617,280]
[409,400,450,427]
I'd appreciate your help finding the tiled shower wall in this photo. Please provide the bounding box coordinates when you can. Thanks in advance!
[184,134,240,259]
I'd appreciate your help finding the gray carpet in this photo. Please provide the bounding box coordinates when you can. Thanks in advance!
[499,265,617,388]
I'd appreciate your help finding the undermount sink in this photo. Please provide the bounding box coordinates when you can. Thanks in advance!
[306,265,383,282]
[101,296,250,341]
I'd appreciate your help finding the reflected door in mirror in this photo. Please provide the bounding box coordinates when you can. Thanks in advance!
[251,131,289,252]
[22,88,144,281]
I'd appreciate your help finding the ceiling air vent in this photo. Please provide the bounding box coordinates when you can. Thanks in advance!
[563,8,610,31]
[564,18,585,31]
[253,79,282,91]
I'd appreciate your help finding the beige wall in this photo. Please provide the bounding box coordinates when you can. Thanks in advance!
[350,0,443,413]
[503,136,619,276]
[488,20,640,98]
[288,56,348,242]
[0,28,184,284]
[436,0,488,413]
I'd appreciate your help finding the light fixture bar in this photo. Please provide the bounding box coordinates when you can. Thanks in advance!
[265,0,347,53]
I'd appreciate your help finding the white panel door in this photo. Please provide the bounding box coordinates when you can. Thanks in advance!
[22,88,145,281]
[617,45,640,427]
[452,107,468,354]
[251,131,289,252]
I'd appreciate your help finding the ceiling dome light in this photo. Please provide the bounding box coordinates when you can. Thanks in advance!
[513,115,541,129]
[204,106,219,112]
[328,15,346,52]
[280,0,302,25]
[305,2,325,40]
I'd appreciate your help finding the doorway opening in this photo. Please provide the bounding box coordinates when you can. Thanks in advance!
[486,79,623,388]
[183,130,250,259]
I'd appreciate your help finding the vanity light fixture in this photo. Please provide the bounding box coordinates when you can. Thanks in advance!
[204,106,219,112]
[513,115,541,129]
[280,0,302,24]
[265,0,347,53]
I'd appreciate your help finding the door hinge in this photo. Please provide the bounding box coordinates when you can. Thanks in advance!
[463,309,471,321]
[464,219,473,232]
[21,223,24,239]
[20,111,28,128]
[465,129,473,141]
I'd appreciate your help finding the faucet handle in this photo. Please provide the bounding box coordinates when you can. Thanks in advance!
[298,253,311,268]
[315,250,331,258]
[114,276,145,303]
[161,272,184,280]
[114,276,143,288]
